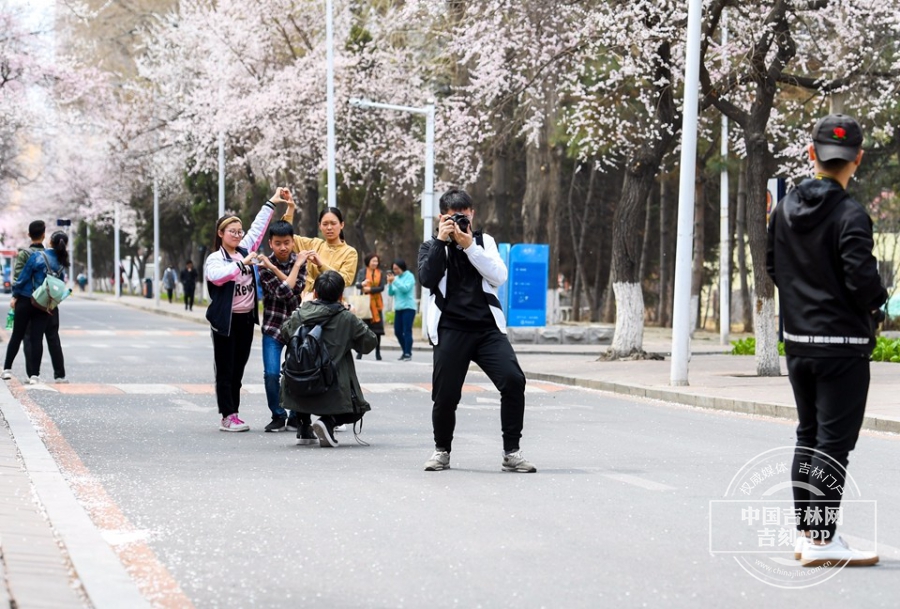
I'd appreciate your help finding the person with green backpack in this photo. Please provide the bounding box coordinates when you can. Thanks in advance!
[2,231,70,385]
[9,222,68,383]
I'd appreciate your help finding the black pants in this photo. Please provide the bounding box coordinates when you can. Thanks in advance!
[184,288,195,310]
[24,308,65,379]
[787,354,869,540]
[212,313,255,417]
[431,327,526,453]
[166,287,174,303]
[4,298,51,376]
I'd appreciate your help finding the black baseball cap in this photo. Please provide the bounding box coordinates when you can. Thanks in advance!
[811,114,863,162]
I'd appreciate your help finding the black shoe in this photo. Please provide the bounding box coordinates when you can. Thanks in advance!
[401,354,412,361]
[286,416,300,432]
[264,416,287,432]
[296,425,317,445]
[376,353,382,361]
[356,352,362,360]
[313,418,338,447]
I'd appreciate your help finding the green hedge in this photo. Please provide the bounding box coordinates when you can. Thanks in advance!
[730,337,785,356]
[731,336,900,362]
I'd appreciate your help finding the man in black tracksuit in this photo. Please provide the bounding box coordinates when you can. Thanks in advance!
[767,114,885,567]
[417,188,535,473]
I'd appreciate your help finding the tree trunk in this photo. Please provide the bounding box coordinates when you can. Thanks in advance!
[638,189,652,294]
[302,176,319,239]
[608,161,657,356]
[657,177,671,327]
[736,165,752,332]
[745,132,780,376]
[691,178,705,331]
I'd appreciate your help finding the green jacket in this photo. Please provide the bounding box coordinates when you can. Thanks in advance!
[280,300,377,416]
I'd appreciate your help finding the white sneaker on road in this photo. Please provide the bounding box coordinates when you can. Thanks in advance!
[502,450,537,473]
[800,533,878,567]
[1,369,11,380]
[28,376,40,385]
[424,450,450,471]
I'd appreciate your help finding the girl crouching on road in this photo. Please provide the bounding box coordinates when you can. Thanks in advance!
[205,189,282,432]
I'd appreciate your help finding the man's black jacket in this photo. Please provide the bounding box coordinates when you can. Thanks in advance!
[766,177,887,357]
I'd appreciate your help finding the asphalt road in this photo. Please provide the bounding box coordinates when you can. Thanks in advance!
[13,300,900,608]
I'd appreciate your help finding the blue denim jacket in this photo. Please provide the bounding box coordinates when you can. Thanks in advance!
[13,250,62,299]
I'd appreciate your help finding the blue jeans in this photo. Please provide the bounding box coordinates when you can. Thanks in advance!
[394,309,415,357]
[262,334,287,418]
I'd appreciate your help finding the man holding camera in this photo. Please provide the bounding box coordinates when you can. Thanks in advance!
[417,188,535,473]
[767,114,884,566]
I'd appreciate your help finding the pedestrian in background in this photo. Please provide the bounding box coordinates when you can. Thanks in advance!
[205,189,279,432]
[3,230,69,384]
[387,259,416,361]
[162,265,178,304]
[417,188,535,473]
[180,260,198,311]
[355,253,385,361]
[280,271,376,447]
[767,114,884,567]
[281,193,358,293]
[258,220,308,434]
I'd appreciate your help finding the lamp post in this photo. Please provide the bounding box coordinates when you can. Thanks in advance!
[348,98,436,242]
[87,223,93,296]
[326,0,337,207]
[670,0,703,386]
[114,203,121,298]
[719,10,730,346]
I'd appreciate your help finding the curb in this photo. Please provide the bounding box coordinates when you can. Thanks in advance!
[0,381,151,608]
[526,371,900,435]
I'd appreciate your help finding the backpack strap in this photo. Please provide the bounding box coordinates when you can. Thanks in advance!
[39,251,61,278]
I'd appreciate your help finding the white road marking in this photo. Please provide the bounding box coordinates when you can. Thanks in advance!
[111,384,181,395]
[602,472,677,492]
[170,399,214,413]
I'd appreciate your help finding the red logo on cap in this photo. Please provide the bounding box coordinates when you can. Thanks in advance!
[832,127,846,140]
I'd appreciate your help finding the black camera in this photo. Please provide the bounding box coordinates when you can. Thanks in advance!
[450,212,471,233]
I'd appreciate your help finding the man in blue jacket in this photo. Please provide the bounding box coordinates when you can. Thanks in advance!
[767,114,885,567]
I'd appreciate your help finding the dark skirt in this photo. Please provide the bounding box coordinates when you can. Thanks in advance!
[366,317,385,335]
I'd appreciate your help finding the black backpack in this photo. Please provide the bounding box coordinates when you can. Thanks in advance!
[282,307,342,397]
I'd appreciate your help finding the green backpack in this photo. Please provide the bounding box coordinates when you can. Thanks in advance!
[31,252,70,313]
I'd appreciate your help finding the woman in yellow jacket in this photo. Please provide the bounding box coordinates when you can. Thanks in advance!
[282,192,358,293]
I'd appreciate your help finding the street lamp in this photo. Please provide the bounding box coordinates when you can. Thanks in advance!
[348,97,435,243]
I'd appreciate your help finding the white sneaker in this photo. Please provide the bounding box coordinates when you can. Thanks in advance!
[794,534,809,560]
[502,450,537,473]
[800,533,879,567]
[1,369,11,380]
[54,377,69,384]
[334,424,347,432]
[423,450,450,471]
[219,413,250,432]
[28,376,40,385]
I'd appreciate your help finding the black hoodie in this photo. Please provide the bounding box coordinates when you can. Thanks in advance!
[766,177,887,356]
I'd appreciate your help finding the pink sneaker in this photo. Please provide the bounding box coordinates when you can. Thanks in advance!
[219,413,249,432]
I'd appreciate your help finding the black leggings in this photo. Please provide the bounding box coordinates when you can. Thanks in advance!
[787,355,869,540]
[431,327,526,453]
[4,298,51,376]
[24,309,65,379]
[211,313,255,417]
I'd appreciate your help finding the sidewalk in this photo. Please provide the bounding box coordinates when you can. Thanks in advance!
[86,291,900,434]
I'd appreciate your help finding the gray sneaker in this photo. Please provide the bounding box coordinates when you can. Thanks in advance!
[424,450,450,471]
[502,450,536,473]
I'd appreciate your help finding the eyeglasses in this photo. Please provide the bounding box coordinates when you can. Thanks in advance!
[225,229,244,237]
